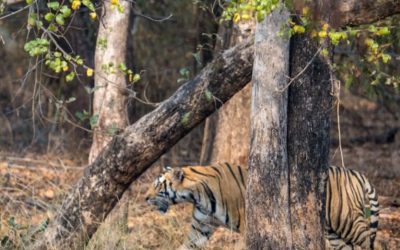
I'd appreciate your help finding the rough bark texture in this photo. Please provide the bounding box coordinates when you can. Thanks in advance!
[287,35,332,249]
[33,40,254,249]
[331,0,400,26]
[246,5,291,249]
[89,1,131,164]
[293,0,400,27]
[200,20,254,166]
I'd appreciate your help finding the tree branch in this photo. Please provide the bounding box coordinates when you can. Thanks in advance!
[334,0,400,26]
[294,0,400,27]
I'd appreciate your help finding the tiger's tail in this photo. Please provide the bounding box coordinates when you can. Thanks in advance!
[363,176,379,248]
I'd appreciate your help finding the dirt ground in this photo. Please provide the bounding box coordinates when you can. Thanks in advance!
[0,144,399,250]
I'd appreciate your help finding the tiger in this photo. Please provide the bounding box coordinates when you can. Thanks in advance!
[145,163,379,250]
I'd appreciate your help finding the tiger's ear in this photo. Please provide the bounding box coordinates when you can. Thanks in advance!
[163,166,173,172]
[172,168,184,182]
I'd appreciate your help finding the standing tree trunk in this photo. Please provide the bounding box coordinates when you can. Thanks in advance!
[286,31,332,250]
[89,0,131,164]
[89,0,133,245]
[200,19,254,166]
[246,4,292,249]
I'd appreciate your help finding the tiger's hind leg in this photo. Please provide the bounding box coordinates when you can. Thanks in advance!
[326,228,353,250]
[179,218,215,250]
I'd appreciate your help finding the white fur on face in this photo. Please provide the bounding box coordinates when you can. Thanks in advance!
[154,175,166,187]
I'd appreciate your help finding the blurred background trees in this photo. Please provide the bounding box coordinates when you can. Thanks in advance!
[0,0,398,164]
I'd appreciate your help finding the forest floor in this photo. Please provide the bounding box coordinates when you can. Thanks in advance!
[0,143,399,250]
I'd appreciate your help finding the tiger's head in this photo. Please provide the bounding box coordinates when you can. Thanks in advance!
[145,166,194,213]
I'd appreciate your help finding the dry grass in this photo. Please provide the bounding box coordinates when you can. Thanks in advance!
[0,150,399,250]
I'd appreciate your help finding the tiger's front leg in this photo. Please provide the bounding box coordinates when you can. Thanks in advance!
[178,217,215,250]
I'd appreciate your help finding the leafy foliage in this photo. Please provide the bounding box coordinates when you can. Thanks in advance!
[221,1,400,91]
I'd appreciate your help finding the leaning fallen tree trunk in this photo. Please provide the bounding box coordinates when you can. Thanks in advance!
[33,40,254,249]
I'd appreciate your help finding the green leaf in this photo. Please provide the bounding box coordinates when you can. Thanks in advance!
[36,218,49,233]
[181,112,191,126]
[60,6,72,18]
[118,63,127,72]
[90,114,99,128]
[66,72,75,82]
[368,25,377,33]
[26,0,33,4]
[48,23,57,31]
[47,1,60,10]
[192,52,202,66]
[132,73,140,83]
[44,13,55,22]
[75,56,83,65]
[117,4,125,13]
[7,217,16,228]
[381,53,391,64]
[179,67,189,77]
[292,25,305,34]
[75,111,85,121]
[364,207,371,218]
[204,89,213,102]
[376,27,390,36]
[82,0,95,12]
[28,16,36,27]
[55,14,65,25]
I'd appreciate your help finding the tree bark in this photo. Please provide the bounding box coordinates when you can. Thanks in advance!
[293,0,400,27]
[287,36,332,249]
[89,1,131,164]
[200,19,254,166]
[89,1,133,244]
[33,39,254,249]
[246,5,291,249]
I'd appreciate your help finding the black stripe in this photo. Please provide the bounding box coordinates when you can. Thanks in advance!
[190,168,216,178]
[237,165,246,187]
[225,163,244,199]
[354,232,368,245]
[201,182,216,214]
[185,176,197,182]
[326,173,333,228]
[225,205,230,225]
[163,180,167,194]
[236,201,241,231]
[191,225,210,237]
[211,166,222,177]
[370,221,378,228]
[334,168,343,230]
